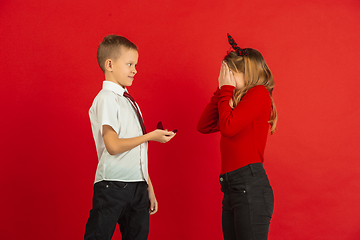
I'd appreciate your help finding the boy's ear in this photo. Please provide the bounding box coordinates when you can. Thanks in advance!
[105,59,113,72]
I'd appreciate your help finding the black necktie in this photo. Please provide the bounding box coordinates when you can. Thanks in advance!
[123,92,147,134]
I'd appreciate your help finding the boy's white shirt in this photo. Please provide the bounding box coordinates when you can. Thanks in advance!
[89,81,148,183]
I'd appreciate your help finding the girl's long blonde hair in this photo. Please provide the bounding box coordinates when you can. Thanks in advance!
[224,49,277,134]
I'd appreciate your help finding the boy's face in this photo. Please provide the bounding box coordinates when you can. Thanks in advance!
[107,47,138,88]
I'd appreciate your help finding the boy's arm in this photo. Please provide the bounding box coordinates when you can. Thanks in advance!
[148,176,158,215]
[102,125,175,155]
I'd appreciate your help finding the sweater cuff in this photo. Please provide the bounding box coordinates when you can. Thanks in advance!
[210,87,221,103]
[219,85,235,98]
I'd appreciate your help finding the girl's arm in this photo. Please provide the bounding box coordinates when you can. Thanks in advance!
[197,61,237,134]
[218,85,270,138]
[197,87,221,134]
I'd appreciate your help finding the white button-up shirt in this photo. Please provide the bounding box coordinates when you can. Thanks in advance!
[89,81,148,183]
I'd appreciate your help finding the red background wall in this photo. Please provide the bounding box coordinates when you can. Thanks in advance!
[1,0,360,239]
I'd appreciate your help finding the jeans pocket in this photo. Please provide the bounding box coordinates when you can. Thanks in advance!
[263,187,274,217]
[229,181,247,194]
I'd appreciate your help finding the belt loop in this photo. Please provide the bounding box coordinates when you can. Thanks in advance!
[249,164,255,176]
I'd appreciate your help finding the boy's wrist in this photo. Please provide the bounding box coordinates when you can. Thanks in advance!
[145,131,153,142]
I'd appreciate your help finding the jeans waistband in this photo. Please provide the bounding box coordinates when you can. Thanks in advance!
[219,163,265,182]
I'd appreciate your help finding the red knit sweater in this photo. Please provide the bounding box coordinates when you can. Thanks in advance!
[197,85,271,174]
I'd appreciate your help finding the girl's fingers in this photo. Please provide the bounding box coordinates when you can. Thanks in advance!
[225,66,230,78]
[223,61,230,71]
[221,62,226,74]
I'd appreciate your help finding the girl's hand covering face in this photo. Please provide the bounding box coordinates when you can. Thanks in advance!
[218,61,236,89]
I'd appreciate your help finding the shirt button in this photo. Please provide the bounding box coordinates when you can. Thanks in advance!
[106,185,109,188]
[220,177,223,182]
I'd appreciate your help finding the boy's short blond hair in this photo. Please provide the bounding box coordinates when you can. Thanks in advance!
[97,35,138,72]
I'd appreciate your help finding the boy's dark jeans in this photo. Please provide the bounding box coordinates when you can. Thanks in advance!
[220,163,274,240]
[84,180,149,240]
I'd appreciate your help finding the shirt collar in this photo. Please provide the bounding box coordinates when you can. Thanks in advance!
[102,81,127,96]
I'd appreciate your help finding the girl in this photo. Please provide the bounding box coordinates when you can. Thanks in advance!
[197,34,277,240]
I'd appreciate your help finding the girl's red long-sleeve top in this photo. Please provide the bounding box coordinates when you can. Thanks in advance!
[197,85,271,174]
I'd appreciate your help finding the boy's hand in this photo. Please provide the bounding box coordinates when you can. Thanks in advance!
[218,61,236,88]
[149,129,176,143]
[148,187,158,215]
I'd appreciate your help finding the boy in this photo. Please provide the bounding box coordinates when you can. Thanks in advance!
[84,35,175,240]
